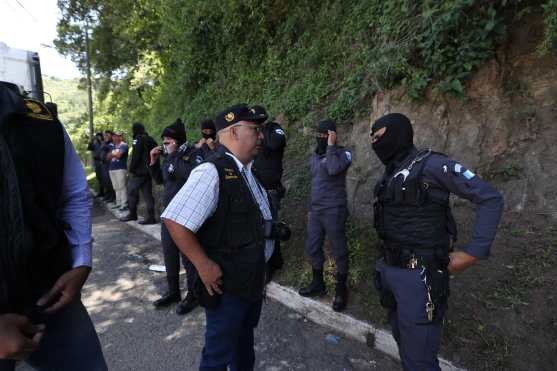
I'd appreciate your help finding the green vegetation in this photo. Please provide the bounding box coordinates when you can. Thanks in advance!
[43,75,89,158]
[55,0,556,138]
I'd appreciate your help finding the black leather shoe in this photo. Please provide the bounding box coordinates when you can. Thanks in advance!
[298,269,326,297]
[119,214,138,222]
[332,273,348,312]
[176,293,199,315]
[153,292,181,308]
[138,218,157,225]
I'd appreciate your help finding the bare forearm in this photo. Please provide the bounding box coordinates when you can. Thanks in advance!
[163,219,208,269]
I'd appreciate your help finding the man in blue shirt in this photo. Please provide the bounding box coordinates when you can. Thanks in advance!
[0,82,106,370]
[107,131,129,211]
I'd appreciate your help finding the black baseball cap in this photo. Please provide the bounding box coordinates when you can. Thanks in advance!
[318,119,337,133]
[215,103,262,131]
[251,105,268,124]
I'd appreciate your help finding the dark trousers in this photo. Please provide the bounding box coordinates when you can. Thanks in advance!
[305,207,349,274]
[0,300,107,371]
[375,261,445,371]
[200,294,262,371]
[100,163,114,198]
[161,222,196,293]
[127,175,155,218]
[94,162,105,195]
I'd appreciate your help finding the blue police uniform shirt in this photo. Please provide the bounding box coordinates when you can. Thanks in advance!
[309,144,352,211]
[420,152,504,258]
[108,142,128,170]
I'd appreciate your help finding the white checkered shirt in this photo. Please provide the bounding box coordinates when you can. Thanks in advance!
[161,151,274,261]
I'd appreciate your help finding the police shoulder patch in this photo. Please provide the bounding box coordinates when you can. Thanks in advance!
[275,128,285,136]
[24,99,54,121]
[345,151,352,162]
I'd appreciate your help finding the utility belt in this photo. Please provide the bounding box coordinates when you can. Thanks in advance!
[377,241,451,324]
[382,241,450,270]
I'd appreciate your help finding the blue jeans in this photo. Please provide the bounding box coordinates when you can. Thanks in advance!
[375,261,445,371]
[200,294,263,371]
[0,300,107,371]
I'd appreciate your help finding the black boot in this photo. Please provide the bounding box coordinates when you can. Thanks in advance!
[153,275,181,308]
[119,213,138,222]
[139,216,157,225]
[332,273,348,312]
[298,269,326,297]
[175,291,199,315]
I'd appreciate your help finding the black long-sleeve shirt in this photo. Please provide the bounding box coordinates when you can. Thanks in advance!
[149,144,203,208]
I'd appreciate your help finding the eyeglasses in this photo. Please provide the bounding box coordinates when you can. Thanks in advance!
[237,124,262,134]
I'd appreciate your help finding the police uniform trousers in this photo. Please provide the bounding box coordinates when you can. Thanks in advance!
[161,222,196,294]
[305,207,349,274]
[200,294,262,371]
[127,175,155,218]
[375,261,446,371]
[0,300,107,371]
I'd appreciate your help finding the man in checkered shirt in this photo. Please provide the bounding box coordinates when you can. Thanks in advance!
[162,103,273,371]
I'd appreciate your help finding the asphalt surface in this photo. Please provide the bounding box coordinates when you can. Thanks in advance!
[21,202,401,371]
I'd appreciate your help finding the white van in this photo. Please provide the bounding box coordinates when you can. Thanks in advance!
[0,42,44,102]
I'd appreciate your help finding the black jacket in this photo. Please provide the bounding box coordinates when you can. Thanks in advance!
[149,144,203,207]
[129,133,157,176]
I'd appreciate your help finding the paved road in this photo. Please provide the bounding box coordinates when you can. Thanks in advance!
[22,202,400,371]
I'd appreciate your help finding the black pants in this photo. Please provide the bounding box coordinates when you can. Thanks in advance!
[97,163,114,198]
[161,222,197,294]
[127,175,155,218]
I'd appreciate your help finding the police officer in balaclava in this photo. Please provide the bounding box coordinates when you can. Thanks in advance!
[299,118,353,312]
[252,105,287,280]
[370,112,504,371]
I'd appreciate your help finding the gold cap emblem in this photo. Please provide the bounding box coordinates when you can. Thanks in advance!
[225,112,235,122]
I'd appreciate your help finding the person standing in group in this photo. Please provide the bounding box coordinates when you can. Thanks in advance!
[107,130,129,211]
[252,105,287,280]
[100,130,116,203]
[370,113,504,371]
[120,122,158,224]
[298,119,352,312]
[195,118,217,157]
[0,82,107,370]
[162,104,275,371]
[87,132,106,198]
[149,119,203,315]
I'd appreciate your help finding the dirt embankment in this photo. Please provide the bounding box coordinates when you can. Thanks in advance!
[277,16,557,370]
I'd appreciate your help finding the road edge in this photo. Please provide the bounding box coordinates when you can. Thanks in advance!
[97,196,465,371]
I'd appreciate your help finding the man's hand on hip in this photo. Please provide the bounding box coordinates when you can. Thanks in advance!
[448,251,478,273]
[0,314,45,360]
[37,266,91,314]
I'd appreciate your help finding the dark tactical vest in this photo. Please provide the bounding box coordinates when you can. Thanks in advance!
[0,98,72,313]
[196,147,266,301]
[373,149,457,254]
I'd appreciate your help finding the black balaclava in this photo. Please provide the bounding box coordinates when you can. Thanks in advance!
[316,119,336,155]
[161,118,187,145]
[200,119,216,140]
[371,113,414,167]
[132,122,145,138]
